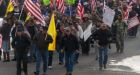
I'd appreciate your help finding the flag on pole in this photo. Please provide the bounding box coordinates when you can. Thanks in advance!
[91,0,96,14]
[77,0,84,20]
[56,0,60,7]
[50,0,53,8]
[123,0,135,20]
[24,0,45,24]
[47,13,57,51]
[128,16,139,29]
[0,0,3,6]
[57,0,66,14]
[25,12,31,22]
[5,0,16,17]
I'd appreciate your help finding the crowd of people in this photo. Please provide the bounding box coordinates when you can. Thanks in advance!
[0,0,140,75]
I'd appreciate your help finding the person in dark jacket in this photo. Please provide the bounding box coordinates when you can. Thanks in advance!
[56,25,65,65]
[12,25,31,75]
[1,18,13,62]
[93,24,111,70]
[62,27,79,75]
[34,26,53,75]
[26,20,36,62]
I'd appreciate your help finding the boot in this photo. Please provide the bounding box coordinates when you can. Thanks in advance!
[6,52,10,62]
[3,52,7,62]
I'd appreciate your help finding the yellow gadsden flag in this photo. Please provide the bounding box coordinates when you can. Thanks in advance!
[25,12,31,22]
[5,1,14,17]
[47,13,57,51]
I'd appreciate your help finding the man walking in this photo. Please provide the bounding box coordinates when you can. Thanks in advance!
[12,23,31,75]
[62,27,79,75]
[93,24,111,70]
[113,14,127,53]
[34,26,53,75]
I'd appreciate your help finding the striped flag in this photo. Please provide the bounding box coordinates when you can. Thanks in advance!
[50,0,53,8]
[123,0,135,20]
[24,0,45,24]
[10,0,17,6]
[57,0,66,14]
[56,0,60,7]
[91,0,96,14]
[77,0,84,20]
[0,0,3,6]
[128,16,139,29]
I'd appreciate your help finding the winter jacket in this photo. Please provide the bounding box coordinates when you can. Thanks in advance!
[62,34,79,52]
[12,33,31,51]
[1,23,12,40]
[34,31,53,50]
[93,29,112,46]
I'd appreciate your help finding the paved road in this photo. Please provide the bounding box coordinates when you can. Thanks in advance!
[1,30,140,75]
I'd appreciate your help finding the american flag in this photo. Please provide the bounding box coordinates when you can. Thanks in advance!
[10,0,17,6]
[0,0,3,6]
[123,0,135,20]
[91,0,96,14]
[0,0,3,5]
[128,16,139,29]
[50,0,53,8]
[77,0,84,20]
[56,0,60,7]
[57,0,66,14]
[24,0,45,24]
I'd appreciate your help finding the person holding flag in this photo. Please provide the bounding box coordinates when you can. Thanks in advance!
[34,25,53,75]
[46,12,57,69]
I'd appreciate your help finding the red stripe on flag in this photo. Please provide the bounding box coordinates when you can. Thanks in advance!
[57,0,66,14]
[50,0,53,8]
[123,0,134,20]
[77,0,84,20]
[91,0,96,14]
[10,0,17,6]
[0,0,3,6]
[24,0,44,24]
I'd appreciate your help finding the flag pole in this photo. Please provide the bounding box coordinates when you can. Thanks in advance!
[54,0,56,12]
[18,4,25,20]
[103,0,106,13]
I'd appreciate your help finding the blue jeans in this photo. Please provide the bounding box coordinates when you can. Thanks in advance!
[2,40,10,52]
[65,51,75,74]
[74,52,79,64]
[99,47,108,67]
[35,48,48,75]
[57,45,64,63]
[48,51,53,66]
[59,50,64,63]
[16,50,28,75]
[29,43,36,62]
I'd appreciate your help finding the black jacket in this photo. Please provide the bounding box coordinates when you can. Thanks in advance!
[1,23,12,40]
[93,29,111,46]
[34,31,53,50]
[27,25,36,40]
[12,33,31,51]
[62,34,79,52]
